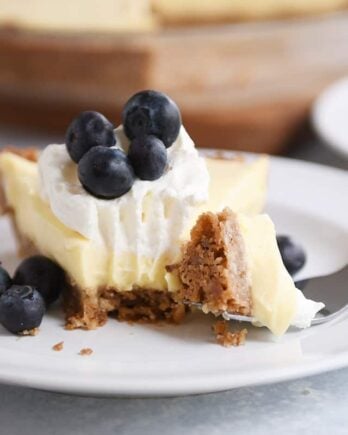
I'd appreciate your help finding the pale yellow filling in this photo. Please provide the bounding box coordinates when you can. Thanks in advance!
[203,157,268,216]
[0,152,268,293]
[238,214,297,336]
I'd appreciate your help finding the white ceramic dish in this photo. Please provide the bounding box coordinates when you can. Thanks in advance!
[312,77,348,158]
[0,154,347,397]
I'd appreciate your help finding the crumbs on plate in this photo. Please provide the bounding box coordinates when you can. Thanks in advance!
[212,320,247,347]
[52,341,64,352]
[19,328,39,336]
[79,348,93,356]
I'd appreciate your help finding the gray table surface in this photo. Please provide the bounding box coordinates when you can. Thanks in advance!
[0,126,347,435]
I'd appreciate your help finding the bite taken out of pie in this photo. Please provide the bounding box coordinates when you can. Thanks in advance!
[169,208,324,336]
[0,90,323,338]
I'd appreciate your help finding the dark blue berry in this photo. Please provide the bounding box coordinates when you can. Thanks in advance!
[13,256,66,306]
[0,264,12,296]
[122,90,181,148]
[66,111,116,163]
[0,285,45,334]
[78,146,135,199]
[128,135,167,181]
[277,235,306,276]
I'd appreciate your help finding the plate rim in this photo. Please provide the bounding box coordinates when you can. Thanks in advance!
[0,153,347,397]
[312,76,348,158]
[0,346,348,397]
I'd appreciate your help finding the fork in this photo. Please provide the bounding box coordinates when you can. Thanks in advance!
[190,265,348,326]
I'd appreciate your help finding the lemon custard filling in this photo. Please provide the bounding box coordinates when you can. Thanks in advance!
[237,214,324,335]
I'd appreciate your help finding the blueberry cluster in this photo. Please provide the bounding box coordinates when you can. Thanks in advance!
[0,257,66,334]
[65,90,182,199]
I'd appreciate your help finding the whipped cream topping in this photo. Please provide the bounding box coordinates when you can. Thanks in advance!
[291,289,324,329]
[38,126,209,259]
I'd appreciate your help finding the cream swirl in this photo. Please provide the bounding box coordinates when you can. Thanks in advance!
[38,126,209,259]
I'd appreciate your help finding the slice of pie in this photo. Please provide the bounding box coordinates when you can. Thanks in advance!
[171,208,324,336]
[0,125,268,330]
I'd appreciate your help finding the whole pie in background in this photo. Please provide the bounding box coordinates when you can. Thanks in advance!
[153,0,348,25]
[0,0,348,153]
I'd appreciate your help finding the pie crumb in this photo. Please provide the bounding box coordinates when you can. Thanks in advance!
[212,320,247,347]
[19,328,39,336]
[79,348,93,356]
[52,341,64,352]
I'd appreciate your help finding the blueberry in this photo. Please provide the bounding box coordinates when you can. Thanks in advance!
[78,146,135,199]
[13,256,67,306]
[122,90,181,148]
[0,264,12,295]
[0,285,45,334]
[128,135,167,181]
[66,111,116,163]
[277,235,306,276]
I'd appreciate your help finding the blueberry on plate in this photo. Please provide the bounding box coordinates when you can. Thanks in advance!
[0,264,12,295]
[78,146,135,199]
[66,111,116,163]
[122,90,181,148]
[0,285,45,334]
[13,255,67,306]
[277,235,306,276]
[128,135,167,181]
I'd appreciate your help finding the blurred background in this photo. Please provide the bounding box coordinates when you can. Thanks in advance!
[0,0,348,166]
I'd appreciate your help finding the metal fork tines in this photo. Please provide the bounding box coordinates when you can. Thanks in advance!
[188,265,348,327]
[189,302,255,323]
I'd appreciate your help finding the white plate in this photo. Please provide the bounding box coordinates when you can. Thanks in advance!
[312,77,348,158]
[0,155,347,397]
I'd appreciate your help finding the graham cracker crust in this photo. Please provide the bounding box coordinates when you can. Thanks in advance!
[172,208,252,316]
[64,283,185,330]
